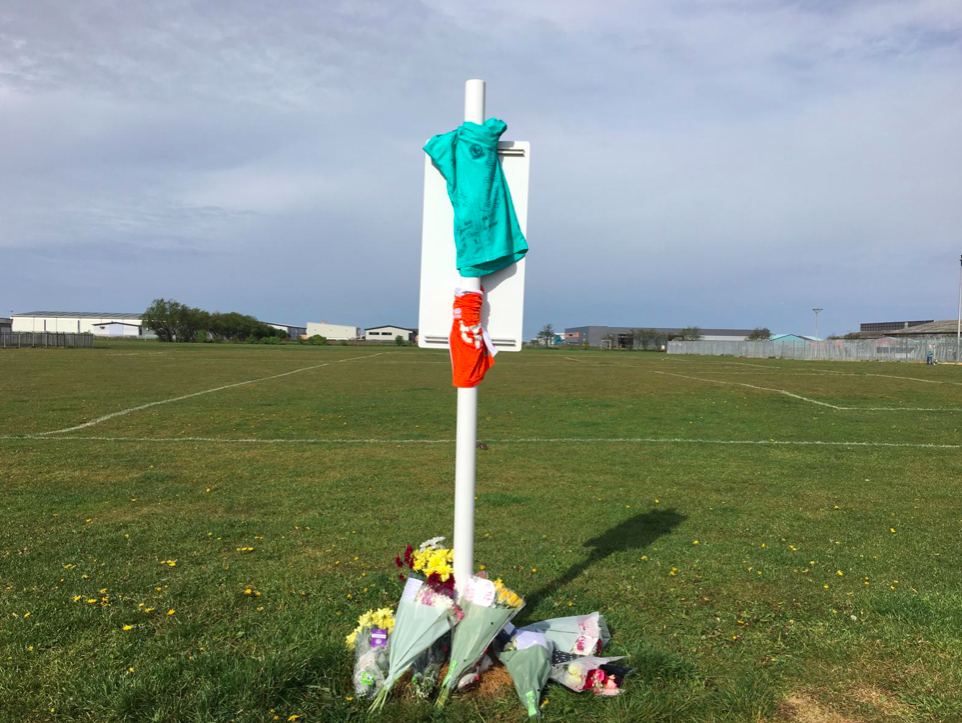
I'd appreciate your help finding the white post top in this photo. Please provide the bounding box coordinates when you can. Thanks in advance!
[464,79,486,126]
[460,78,486,293]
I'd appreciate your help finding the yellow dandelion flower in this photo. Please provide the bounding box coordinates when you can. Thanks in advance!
[122,624,135,631]
[167,609,175,616]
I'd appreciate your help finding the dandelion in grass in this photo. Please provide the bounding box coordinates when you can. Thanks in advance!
[122,624,135,631]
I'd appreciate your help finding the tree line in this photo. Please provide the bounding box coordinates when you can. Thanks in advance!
[143,299,289,343]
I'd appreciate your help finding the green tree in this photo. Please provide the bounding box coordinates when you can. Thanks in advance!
[678,326,703,341]
[633,328,658,350]
[537,324,556,347]
[142,298,182,342]
[394,335,405,346]
[747,327,772,341]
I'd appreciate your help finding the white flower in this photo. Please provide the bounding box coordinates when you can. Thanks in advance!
[419,536,446,551]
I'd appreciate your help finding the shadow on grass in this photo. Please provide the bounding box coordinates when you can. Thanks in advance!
[523,508,686,610]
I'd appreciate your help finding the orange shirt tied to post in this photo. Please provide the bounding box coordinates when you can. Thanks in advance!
[450,289,498,388]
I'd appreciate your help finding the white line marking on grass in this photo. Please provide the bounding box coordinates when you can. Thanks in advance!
[653,370,962,412]
[722,361,781,369]
[34,352,387,436]
[2,434,960,450]
[654,370,843,409]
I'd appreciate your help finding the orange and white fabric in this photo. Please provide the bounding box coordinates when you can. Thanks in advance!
[450,288,497,388]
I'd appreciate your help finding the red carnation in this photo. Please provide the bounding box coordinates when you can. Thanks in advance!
[394,555,403,569]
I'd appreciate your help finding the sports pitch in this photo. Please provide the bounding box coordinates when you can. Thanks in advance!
[2,343,960,722]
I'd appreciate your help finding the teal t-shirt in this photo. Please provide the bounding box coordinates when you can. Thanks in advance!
[424,118,528,277]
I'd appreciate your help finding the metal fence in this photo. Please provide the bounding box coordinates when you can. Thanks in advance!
[668,337,962,363]
[0,332,94,349]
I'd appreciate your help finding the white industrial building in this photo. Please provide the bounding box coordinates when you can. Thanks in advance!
[306,321,361,340]
[91,321,152,338]
[11,311,155,337]
[364,325,417,342]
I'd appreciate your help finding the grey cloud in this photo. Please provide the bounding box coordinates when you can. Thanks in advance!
[1,0,960,335]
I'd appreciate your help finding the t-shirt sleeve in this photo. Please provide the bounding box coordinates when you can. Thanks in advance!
[423,130,457,183]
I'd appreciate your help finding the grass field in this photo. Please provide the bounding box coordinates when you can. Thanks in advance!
[2,342,961,722]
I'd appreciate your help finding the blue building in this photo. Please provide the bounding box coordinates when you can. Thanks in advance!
[770,333,820,343]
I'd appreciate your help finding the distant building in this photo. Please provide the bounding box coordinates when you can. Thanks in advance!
[886,320,961,338]
[860,320,933,336]
[91,321,156,338]
[12,311,150,336]
[267,323,307,338]
[306,321,361,340]
[564,325,755,349]
[0,317,11,334]
[365,325,416,342]
[770,333,819,343]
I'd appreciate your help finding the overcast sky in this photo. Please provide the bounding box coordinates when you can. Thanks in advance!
[2,0,960,338]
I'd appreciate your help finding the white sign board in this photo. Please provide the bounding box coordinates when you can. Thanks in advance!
[418,141,530,353]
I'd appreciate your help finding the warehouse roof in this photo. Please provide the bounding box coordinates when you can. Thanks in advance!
[888,320,961,335]
[366,324,417,332]
[12,311,142,318]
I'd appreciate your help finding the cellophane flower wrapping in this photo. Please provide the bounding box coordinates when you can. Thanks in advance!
[346,608,395,699]
[518,612,611,655]
[369,581,461,713]
[498,632,553,718]
[549,654,625,693]
[410,632,450,699]
[435,576,524,707]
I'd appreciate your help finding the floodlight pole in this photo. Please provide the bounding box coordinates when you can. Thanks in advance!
[453,79,485,587]
[813,308,822,341]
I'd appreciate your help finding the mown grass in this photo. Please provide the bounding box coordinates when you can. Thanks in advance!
[1,342,961,722]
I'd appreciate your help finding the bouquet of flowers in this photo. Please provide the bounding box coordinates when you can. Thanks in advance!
[550,654,626,695]
[395,536,456,593]
[518,612,611,655]
[436,576,524,707]
[345,607,395,699]
[409,633,449,699]
[497,631,553,718]
[369,581,462,713]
